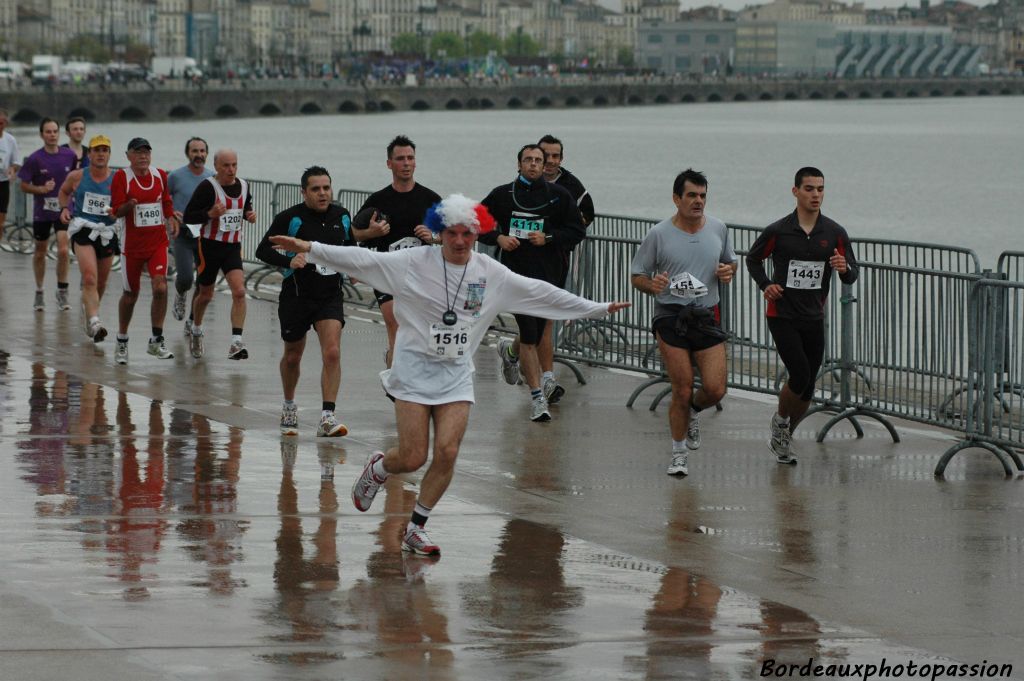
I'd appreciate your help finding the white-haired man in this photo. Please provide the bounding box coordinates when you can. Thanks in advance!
[271,193,630,558]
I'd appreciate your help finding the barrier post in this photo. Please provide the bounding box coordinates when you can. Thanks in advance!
[810,281,900,442]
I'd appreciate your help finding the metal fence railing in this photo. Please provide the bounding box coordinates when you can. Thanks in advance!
[997,251,1024,283]
[935,277,1024,476]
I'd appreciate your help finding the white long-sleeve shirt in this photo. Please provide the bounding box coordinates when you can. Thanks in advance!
[308,242,610,404]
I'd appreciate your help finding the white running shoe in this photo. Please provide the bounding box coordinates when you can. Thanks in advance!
[56,289,71,311]
[401,526,441,557]
[280,404,299,436]
[227,339,248,360]
[497,338,523,385]
[530,396,551,422]
[686,408,701,450]
[147,338,174,359]
[542,376,565,404]
[667,452,689,476]
[172,290,187,321]
[190,330,204,359]
[769,417,797,465]
[352,451,386,512]
[316,412,348,437]
[183,318,192,337]
[88,320,107,343]
[33,291,44,311]
[115,339,128,365]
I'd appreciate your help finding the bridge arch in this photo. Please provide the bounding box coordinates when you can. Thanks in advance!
[215,104,238,118]
[953,89,966,97]
[565,95,581,107]
[809,91,823,100]
[759,92,774,101]
[882,90,895,98]
[507,97,523,109]
[537,96,552,108]
[445,99,463,110]
[929,89,944,97]
[169,105,196,119]
[119,106,146,121]
[834,91,848,99]
[976,88,990,96]
[411,100,431,111]
[338,100,360,113]
[480,98,495,109]
[858,91,872,99]
[13,108,42,124]
[654,93,670,104]
[732,93,747,101]
[784,92,798,100]
[300,102,322,114]
[707,93,722,102]
[379,100,396,112]
[259,103,282,115]
[906,90,919,98]
[681,93,696,103]
[593,95,608,106]
[627,94,644,105]
[67,107,96,120]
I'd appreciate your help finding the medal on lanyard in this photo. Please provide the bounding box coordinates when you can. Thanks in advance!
[442,252,468,327]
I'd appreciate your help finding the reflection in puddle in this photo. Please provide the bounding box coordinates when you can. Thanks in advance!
[3,357,922,679]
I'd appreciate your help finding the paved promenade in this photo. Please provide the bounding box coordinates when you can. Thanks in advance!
[0,251,1020,681]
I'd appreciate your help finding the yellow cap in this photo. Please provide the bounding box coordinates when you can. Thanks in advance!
[88,134,112,149]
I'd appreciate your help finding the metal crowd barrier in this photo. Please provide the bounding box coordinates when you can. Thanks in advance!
[998,251,1024,283]
[935,277,1024,476]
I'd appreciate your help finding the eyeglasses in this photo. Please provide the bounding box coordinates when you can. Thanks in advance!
[521,158,544,165]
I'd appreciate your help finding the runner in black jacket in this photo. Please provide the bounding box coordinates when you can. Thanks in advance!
[746,167,858,464]
[479,143,586,423]
[536,133,596,405]
[255,166,354,439]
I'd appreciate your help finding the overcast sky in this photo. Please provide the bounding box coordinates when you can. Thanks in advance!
[595,0,982,12]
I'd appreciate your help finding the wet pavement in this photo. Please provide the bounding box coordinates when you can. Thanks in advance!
[1,252,1022,680]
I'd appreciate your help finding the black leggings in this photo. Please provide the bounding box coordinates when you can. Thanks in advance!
[767,317,825,402]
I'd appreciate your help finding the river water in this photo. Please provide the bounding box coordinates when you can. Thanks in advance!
[11,96,1022,265]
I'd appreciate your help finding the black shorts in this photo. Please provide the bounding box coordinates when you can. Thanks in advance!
[196,238,243,286]
[653,308,726,352]
[71,228,120,260]
[33,220,67,241]
[373,289,394,307]
[0,182,9,213]
[279,292,345,343]
[514,314,550,345]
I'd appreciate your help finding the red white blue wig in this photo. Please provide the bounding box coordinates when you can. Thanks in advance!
[424,193,496,235]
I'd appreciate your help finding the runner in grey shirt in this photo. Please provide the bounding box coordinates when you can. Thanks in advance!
[167,136,213,332]
[630,169,737,478]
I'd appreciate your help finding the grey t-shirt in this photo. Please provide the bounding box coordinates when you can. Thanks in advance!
[167,165,214,214]
[630,214,737,320]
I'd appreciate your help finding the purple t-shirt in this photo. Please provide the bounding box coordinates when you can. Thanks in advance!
[18,147,78,222]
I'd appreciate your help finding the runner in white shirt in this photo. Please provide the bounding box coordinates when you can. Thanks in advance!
[0,108,23,243]
[270,193,630,558]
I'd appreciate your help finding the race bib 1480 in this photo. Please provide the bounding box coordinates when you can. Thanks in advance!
[134,202,163,228]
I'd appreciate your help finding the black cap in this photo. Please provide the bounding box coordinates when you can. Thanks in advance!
[126,137,152,151]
